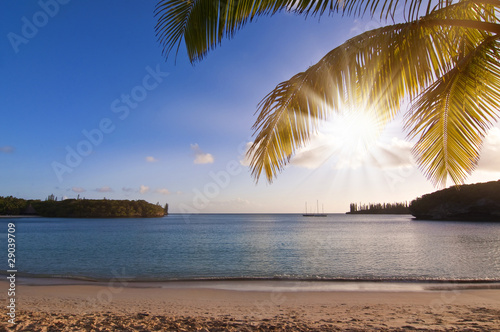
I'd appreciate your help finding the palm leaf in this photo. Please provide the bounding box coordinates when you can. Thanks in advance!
[155,0,436,63]
[248,0,500,183]
[406,35,500,186]
[155,0,500,186]
[155,0,297,63]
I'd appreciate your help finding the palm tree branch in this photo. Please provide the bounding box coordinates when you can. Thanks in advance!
[155,0,450,63]
[248,0,500,182]
[405,35,500,186]
[248,21,430,182]
[155,0,298,63]
[422,19,500,34]
[472,0,500,7]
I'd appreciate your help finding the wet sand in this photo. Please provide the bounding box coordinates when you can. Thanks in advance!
[1,281,500,331]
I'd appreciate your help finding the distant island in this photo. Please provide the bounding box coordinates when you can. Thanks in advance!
[409,180,500,221]
[346,202,410,214]
[0,196,168,218]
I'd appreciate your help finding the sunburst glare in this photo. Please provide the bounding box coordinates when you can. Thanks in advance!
[322,109,385,168]
[291,108,387,171]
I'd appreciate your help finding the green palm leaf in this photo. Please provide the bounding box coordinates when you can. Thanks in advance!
[250,0,500,183]
[406,35,500,186]
[249,1,500,185]
[155,0,435,63]
[155,0,500,186]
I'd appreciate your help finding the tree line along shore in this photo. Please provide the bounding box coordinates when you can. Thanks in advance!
[347,202,410,214]
[348,180,500,221]
[0,196,168,218]
[1,180,499,220]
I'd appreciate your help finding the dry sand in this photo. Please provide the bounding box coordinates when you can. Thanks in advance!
[1,281,500,331]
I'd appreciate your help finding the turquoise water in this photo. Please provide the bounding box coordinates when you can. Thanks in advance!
[1,214,500,282]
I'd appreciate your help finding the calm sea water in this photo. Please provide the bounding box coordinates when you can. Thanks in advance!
[1,214,500,282]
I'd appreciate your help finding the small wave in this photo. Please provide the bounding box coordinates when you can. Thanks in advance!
[3,271,499,290]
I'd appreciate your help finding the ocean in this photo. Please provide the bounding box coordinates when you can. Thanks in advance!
[2,214,500,284]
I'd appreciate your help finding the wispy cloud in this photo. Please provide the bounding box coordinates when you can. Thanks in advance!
[96,186,113,193]
[477,127,500,172]
[291,144,333,169]
[222,197,251,206]
[72,187,86,193]
[191,143,214,164]
[290,132,337,169]
[0,146,14,154]
[239,142,254,167]
[146,156,158,163]
[290,131,415,171]
[209,197,252,207]
[368,138,414,170]
[155,188,170,195]
[122,187,136,193]
[139,185,150,194]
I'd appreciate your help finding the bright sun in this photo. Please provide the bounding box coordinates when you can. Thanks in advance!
[322,109,384,164]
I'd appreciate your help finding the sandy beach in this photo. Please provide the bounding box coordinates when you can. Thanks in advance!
[1,280,500,331]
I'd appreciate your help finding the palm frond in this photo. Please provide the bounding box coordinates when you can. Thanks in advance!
[249,71,336,182]
[155,0,296,63]
[155,0,500,185]
[155,0,440,63]
[406,35,500,187]
[248,0,500,184]
[248,20,419,182]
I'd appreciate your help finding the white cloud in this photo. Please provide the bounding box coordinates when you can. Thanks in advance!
[290,131,415,171]
[288,131,331,169]
[332,137,414,170]
[290,131,347,169]
[96,186,113,193]
[72,187,86,193]
[146,156,158,163]
[227,197,251,206]
[477,127,500,172]
[191,143,214,164]
[368,138,414,169]
[155,188,170,195]
[333,153,367,170]
[139,185,150,194]
[122,187,136,193]
[0,146,14,154]
[239,142,254,166]
[211,197,252,207]
[291,144,333,169]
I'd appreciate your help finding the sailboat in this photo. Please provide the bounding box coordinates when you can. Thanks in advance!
[303,200,327,217]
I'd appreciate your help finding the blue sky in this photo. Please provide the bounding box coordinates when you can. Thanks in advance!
[2,1,500,213]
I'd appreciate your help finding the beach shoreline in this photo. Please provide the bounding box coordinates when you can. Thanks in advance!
[10,276,500,291]
[2,280,499,331]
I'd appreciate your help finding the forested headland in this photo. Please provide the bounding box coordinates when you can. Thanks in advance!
[0,196,168,218]
[409,180,500,221]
